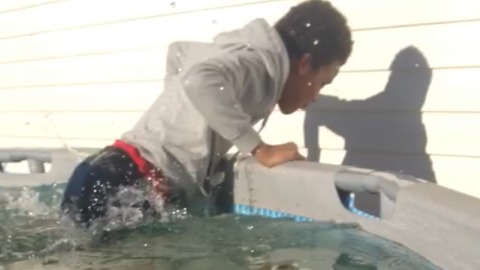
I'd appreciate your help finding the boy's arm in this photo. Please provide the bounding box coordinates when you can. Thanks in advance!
[182,53,304,167]
[181,55,261,155]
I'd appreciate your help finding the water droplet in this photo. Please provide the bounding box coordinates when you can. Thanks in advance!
[307,82,312,86]
[170,2,176,8]
[219,86,224,91]
[305,22,311,27]
[313,39,319,45]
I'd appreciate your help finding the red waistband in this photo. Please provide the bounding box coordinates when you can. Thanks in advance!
[112,139,150,175]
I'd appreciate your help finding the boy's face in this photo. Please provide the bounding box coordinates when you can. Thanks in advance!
[278,54,340,114]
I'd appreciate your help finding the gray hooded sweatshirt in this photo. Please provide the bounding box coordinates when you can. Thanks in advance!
[121,18,290,200]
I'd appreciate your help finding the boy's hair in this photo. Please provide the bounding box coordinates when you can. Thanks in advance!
[275,0,353,69]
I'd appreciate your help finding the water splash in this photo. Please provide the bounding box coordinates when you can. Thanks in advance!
[0,185,78,262]
[0,183,177,265]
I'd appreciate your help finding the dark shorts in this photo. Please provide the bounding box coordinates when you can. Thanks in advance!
[61,146,165,226]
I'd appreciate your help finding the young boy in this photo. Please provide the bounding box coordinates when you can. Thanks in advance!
[61,0,352,226]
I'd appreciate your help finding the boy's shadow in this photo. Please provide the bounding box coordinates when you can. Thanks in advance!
[304,46,436,215]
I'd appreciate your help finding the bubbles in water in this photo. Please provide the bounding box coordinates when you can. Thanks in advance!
[305,22,311,28]
[313,39,319,46]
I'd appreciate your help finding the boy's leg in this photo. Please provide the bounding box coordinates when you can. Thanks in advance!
[61,146,144,226]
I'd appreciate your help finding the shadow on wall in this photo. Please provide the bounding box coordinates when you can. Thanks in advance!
[303,46,436,215]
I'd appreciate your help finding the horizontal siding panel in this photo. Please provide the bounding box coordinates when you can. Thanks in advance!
[264,111,480,158]
[344,21,480,71]
[0,1,293,64]
[331,0,480,30]
[1,68,479,113]
[2,0,479,39]
[0,136,110,148]
[0,112,141,140]
[0,0,59,13]
[1,20,479,72]
[0,0,294,39]
[0,50,164,89]
[0,111,479,158]
[0,23,480,88]
[321,68,480,113]
[0,82,163,112]
[1,23,479,89]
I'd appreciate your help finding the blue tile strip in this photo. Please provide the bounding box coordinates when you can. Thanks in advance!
[346,193,380,220]
[233,204,315,222]
[234,193,380,222]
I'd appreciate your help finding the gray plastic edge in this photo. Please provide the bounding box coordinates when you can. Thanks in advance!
[0,149,85,187]
[233,157,480,270]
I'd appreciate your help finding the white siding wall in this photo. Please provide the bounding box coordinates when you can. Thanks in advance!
[1,0,479,198]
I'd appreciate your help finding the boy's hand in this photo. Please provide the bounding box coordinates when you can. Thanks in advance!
[252,142,305,168]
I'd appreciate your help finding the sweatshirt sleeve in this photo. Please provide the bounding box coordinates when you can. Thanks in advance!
[181,53,261,155]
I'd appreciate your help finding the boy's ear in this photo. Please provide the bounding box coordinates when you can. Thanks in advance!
[297,53,313,75]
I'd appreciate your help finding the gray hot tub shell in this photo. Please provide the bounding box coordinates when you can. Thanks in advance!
[232,157,480,270]
[1,150,480,269]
